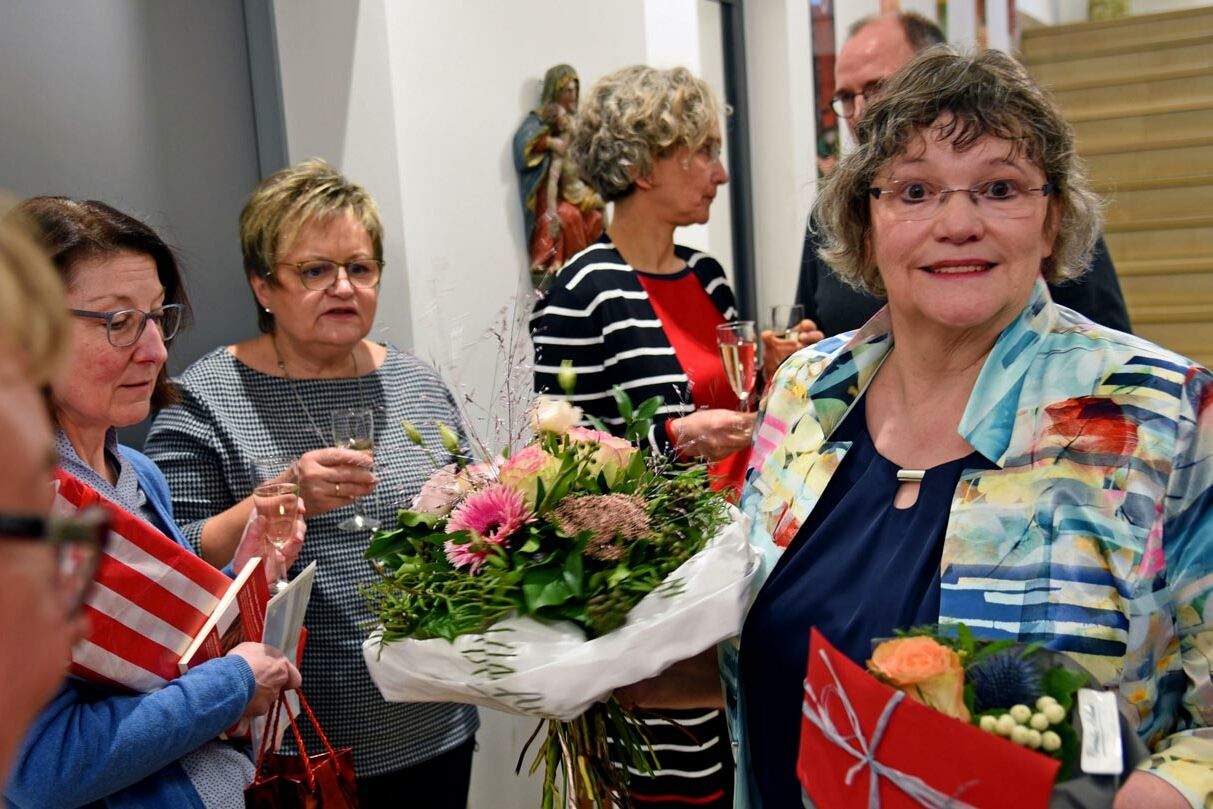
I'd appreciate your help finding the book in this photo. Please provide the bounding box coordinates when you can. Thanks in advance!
[53,469,248,692]
[177,556,272,673]
[251,561,318,753]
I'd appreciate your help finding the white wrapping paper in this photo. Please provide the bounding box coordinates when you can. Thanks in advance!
[363,508,756,720]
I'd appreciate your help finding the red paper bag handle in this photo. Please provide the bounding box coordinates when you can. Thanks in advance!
[254,688,340,791]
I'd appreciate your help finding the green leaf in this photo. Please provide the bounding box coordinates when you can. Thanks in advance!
[584,413,609,432]
[635,396,662,421]
[1042,666,1089,711]
[563,548,585,597]
[522,568,574,611]
[956,623,976,656]
[611,387,634,421]
[519,536,541,554]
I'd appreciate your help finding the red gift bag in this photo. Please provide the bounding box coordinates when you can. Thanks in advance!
[797,628,1057,809]
[245,690,359,808]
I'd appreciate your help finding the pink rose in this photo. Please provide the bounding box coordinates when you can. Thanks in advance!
[566,427,637,487]
[498,445,561,507]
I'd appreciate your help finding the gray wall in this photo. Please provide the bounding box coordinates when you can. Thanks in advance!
[0,0,266,445]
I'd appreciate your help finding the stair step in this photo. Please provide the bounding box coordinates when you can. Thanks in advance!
[1050,69,1213,117]
[1029,39,1213,88]
[1128,303,1213,325]
[1023,29,1213,64]
[1120,271,1213,306]
[1105,214,1213,234]
[1104,222,1213,260]
[1093,174,1213,194]
[1116,256,1213,276]
[1067,97,1213,124]
[1085,144,1213,186]
[1103,183,1213,225]
[1073,107,1213,154]
[1021,6,1213,62]
[1131,322,1212,367]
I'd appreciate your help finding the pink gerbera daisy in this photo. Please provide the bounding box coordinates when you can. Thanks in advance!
[443,484,533,573]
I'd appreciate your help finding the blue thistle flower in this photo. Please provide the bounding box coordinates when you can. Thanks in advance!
[968,651,1042,712]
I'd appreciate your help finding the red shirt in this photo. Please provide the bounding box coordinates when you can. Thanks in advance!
[637,267,749,498]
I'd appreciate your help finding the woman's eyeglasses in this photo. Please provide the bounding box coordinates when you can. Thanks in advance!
[0,506,110,615]
[70,304,184,348]
[867,178,1054,221]
[275,259,384,291]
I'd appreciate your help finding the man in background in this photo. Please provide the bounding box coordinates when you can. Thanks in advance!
[795,12,1131,336]
[0,211,84,787]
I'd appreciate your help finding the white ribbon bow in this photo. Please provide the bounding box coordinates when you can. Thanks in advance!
[801,648,978,809]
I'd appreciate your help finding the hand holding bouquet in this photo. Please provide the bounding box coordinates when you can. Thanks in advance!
[363,392,756,807]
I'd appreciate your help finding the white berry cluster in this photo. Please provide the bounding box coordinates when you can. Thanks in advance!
[977,695,1065,752]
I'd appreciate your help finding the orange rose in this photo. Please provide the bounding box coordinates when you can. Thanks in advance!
[868,636,970,722]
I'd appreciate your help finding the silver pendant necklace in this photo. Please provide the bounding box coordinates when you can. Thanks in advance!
[272,335,367,447]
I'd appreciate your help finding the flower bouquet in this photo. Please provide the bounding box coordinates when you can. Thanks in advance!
[362,392,757,808]
[798,626,1146,809]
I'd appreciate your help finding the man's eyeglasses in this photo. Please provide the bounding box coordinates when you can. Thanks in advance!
[70,304,184,348]
[831,80,886,118]
[275,259,384,291]
[0,506,110,614]
[867,178,1054,221]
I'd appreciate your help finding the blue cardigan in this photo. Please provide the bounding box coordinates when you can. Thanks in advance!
[4,448,256,809]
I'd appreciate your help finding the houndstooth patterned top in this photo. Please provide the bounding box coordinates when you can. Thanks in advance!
[145,345,478,777]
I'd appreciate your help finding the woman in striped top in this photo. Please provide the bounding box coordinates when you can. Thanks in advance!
[531,64,748,808]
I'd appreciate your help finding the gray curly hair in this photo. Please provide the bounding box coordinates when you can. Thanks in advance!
[570,65,721,202]
[815,47,1102,295]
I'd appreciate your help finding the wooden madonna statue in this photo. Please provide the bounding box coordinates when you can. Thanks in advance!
[512,64,605,285]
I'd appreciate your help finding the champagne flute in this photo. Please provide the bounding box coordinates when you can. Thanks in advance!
[770,304,806,341]
[252,481,300,593]
[332,407,381,532]
[716,321,758,411]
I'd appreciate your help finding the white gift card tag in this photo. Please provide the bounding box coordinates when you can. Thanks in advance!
[1077,688,1123,775]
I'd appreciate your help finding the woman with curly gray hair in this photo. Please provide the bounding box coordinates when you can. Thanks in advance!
[530,64,742,807]
[723,47,1213,808]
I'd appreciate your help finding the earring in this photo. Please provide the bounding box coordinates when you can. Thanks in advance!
[264,307,272,314]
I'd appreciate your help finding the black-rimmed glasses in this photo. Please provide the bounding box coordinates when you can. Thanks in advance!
[0,506,111,614]
[70,304,184,348]
[831,80,886,117]
[275,259,384,291]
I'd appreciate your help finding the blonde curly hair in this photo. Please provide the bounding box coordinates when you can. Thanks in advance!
[815,47,1102,295]
[570,65,721,202]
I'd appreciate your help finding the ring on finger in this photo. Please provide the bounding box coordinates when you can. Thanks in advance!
[335,482,342,498]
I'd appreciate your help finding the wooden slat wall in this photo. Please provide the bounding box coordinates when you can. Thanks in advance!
[1022,6,1213,369]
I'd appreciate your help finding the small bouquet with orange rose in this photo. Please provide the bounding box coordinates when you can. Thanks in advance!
[799,626,1144,809]
[361,389,756,808]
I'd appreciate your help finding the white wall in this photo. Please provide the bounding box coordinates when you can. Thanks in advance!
[745,0,818,321]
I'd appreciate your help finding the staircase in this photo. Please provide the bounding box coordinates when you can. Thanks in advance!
[1020,6,1213,369]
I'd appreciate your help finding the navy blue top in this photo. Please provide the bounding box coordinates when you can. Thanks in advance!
[739,397,993,806]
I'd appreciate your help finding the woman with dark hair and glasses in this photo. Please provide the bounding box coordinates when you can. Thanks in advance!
[145,159,478,808]
[5,196,304,809]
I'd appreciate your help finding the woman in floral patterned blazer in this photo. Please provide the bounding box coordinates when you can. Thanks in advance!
[727,48,1213,808]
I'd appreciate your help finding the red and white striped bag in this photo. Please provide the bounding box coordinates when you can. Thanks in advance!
[52,469,232,692]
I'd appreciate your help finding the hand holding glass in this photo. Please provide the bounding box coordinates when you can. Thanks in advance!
[332,408,380,532]
[252,482,300,593]
[769,304,806,341]
[716,321,758,412]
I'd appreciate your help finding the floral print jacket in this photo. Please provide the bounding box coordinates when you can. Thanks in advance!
[729,279,1213,806]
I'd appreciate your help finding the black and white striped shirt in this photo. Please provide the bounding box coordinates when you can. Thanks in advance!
[531,237,737,453]
[531,237,736,807]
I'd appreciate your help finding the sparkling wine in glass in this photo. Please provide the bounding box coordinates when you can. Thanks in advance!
[716,320,758,411]
[332,407,381,532]
[252,481,300,593]
[770,304,805,341]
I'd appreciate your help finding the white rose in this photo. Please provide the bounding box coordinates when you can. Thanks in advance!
[531,397,582,436]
